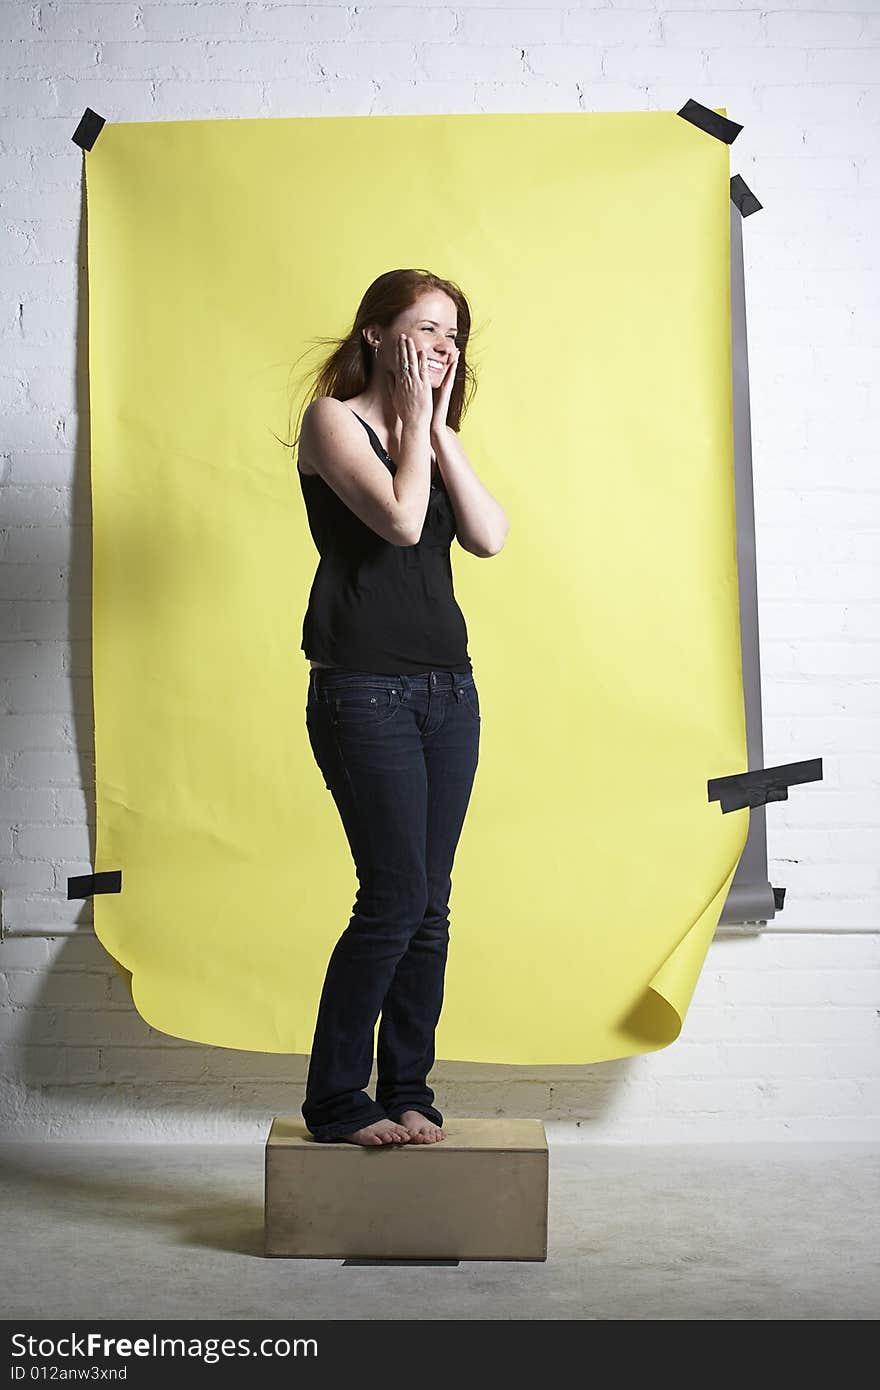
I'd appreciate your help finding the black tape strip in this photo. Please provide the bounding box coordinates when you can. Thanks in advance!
[773,886,787,912]
[71,108,106,151]
[730,173,762,218]
[677,99,743,145]
[67,869,122,899]
[707,757,823,814]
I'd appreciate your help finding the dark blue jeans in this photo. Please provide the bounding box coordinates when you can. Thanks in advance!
[302,666,481,1141]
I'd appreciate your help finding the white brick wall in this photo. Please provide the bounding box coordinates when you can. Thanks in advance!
[1,0,878,1142]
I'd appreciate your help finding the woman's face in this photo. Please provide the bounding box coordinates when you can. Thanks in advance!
[385,292,459,384]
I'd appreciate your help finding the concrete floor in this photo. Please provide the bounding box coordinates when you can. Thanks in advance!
[0,1139,877,1320]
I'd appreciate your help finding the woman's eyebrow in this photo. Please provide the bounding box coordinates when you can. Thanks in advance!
[421,319,458,331]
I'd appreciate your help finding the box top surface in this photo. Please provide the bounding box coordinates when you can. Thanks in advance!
[267,1117,547,1151]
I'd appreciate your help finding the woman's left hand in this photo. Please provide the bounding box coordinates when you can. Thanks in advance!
[430,345,460,436]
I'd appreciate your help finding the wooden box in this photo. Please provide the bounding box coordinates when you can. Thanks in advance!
[265,1116,548,1261]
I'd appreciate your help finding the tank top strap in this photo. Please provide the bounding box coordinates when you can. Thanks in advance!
[349,410,394,468]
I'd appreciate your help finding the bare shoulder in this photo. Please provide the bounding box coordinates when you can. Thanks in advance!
[299,397,353,475]
[306,395,349,418]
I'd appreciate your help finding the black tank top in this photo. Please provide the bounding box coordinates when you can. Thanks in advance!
[298,408,472,674]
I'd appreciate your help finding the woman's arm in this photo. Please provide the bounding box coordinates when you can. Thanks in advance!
[430,425,510,557]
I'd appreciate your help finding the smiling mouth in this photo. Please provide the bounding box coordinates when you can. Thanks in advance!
[428,360,446,370]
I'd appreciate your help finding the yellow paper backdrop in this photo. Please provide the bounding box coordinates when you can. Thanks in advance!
[86,109,748,1062]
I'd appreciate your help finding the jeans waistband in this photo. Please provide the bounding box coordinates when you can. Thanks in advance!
[309,667,474,700]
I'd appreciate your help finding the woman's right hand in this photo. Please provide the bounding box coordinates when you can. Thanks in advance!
[390,333,433,427]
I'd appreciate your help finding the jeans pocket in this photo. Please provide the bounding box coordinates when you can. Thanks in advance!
[329,685,403,733]
[460,681,481,721]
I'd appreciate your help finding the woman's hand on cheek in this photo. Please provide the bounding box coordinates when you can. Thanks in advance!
[431,345,460,433]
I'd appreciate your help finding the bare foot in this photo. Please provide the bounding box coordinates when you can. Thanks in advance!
[397,1110,446,1143]
[338,1118,411,1146]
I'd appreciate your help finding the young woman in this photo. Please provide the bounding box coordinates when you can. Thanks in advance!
[293,269,509,1147]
